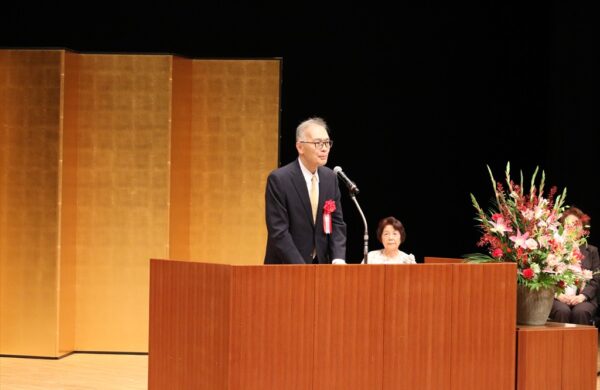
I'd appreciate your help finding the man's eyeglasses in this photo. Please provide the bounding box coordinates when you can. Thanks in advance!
[299,140,334,149]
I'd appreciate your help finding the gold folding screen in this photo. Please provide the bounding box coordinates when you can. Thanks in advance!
[0,50,63,357]
[0,49,280,356]
[188,60,280,263]
[73,54,173,352]
[59,51,79,356]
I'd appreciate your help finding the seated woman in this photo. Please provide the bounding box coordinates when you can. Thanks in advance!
[549,207,600,325]
[364,216,416,264]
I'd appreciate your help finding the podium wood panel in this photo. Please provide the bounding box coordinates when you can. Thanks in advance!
[451,263,516,389]
[148,260,231,389]
[383,264,453,389]
[149,261,315,389]
[228,265,315,389]
[313,265,385,390]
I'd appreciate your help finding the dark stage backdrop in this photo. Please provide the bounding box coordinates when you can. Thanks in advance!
[2,3,597,262]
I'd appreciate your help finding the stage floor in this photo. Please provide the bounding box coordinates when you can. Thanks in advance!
[0,347,599,389]
[0,353,147,389]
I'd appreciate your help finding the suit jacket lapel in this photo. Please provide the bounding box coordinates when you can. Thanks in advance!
[291,160,315,226]
[581,245,591,269]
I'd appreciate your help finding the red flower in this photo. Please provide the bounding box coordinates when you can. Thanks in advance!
[492,248,503,258]
[522,268,535,280]
[491,213,503,222]
[323,199,336,213]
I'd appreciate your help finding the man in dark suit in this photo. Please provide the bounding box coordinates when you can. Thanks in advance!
[264,117,347,264]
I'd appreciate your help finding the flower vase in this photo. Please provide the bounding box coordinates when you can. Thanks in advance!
[516,284,555,326]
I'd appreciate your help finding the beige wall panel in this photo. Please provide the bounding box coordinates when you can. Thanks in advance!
[0,50,62,356]
[189,60,280,265]
[169,57,192,261]
[58,51,79,355]
[74,54,171,351]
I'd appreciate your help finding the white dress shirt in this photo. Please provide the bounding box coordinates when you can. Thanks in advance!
[364,249,416,264]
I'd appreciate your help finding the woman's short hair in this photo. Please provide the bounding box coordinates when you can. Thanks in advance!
[560,206,591,226]
[376,216,406,244]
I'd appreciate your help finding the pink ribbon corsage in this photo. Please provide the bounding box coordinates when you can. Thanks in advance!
[323,199,336,234]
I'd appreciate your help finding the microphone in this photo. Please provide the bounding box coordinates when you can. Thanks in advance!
[333,166,359,195]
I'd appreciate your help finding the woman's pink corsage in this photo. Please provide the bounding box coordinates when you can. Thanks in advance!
[323,199,336,234]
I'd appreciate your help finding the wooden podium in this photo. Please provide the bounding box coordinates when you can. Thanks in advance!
[148,260,517,389]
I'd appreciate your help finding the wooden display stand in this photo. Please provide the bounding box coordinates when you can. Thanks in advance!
[517,322,597,390]
[148,260,516,389]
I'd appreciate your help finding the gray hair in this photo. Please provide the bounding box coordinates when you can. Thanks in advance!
[296,117,329,141]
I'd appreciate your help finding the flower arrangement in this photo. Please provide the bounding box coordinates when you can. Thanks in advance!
[465,162,593,292]
[323,199,336,234]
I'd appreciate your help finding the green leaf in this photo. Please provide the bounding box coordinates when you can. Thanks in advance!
[487,164,499,203]
[553,187,567,211]
[462,253,499,263]
[504,162,513,192]
[530,165,539,202]
[519,170,523,194]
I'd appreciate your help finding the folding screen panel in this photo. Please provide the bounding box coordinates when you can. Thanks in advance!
[0,50,63,356]
[73,54,172,351]
[188,60,280,264]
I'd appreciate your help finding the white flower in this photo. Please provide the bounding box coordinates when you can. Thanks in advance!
[489,217,513,234]
[548,223,560,233]
[555,263,567,274]
[521,209,535,220]
[537,220,548,228]
[537,235,550,248]
[534,198,548,219]
[546,254,559,267]
[525,238,538,250]
[553,231,565,244]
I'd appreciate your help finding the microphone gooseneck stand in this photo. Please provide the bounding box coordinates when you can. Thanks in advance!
[334,166,368,263]
[349,193,369,264]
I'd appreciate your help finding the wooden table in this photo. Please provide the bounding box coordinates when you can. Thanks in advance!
[516,322,597,390]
